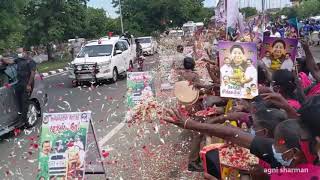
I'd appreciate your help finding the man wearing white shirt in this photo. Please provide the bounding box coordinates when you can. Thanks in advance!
[220,57,233,77]
[281,53,294,71]
[262,51,272,68]
[74,135,84,151]
[244,59,257,85]
[270,27,281,38]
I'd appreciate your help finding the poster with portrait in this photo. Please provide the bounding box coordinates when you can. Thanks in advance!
[37,112,91,180]
[261,37,298,72]
[219,42,258,99]
[127,72,155,108]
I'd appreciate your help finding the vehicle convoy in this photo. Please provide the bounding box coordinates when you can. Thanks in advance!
[135,36,158,55]
[69,37,135,86]
[0,63,47,136]
[182,21,204,37]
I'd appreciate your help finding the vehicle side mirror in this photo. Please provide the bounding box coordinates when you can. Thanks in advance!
[116,50,122,55]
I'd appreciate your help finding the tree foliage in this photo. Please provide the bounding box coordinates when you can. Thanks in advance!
[240,7,258,18]
[112,0,212,36]
[275,0,320,19]
[0,0,26,52]
[0,0,121,56]
[0,0,212,55]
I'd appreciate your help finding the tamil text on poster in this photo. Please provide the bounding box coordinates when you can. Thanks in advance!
[37,112,91,180]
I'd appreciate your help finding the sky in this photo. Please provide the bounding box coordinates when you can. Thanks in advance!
[88,0,292,18]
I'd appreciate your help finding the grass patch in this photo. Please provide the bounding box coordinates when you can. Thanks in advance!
[37,57,71,73]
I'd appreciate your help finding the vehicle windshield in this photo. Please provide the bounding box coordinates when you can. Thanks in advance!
[136,38,151,44]
[77,45,113,58]
[183,26,194,34]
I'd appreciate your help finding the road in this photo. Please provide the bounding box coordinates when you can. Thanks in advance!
[0,54,200,180]
[1,47,320,180]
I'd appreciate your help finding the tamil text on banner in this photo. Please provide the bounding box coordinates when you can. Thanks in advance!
[127,71,155,109]
[37,112,91,180]
[219,42,258,99]
[261,37,298,72]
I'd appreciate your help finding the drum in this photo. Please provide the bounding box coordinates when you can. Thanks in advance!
[174,81,199,105]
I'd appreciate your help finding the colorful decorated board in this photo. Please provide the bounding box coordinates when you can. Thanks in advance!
[37,112,91,180]
[219,42,258,99]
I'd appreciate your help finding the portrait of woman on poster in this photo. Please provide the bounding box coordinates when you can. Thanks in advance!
[269,39,287,71]
[228,45,255,87]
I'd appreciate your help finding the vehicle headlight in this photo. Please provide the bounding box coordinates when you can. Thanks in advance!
[69,63,74,69]
[88,65,94,70]
[77,66,82,71]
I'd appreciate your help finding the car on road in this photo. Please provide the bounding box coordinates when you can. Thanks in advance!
[136,36,158,55]
[0,63,47,136]
[48,153,67,177]
[69,37,135,86]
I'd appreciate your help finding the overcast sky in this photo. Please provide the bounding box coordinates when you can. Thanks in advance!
[88,0,292,18]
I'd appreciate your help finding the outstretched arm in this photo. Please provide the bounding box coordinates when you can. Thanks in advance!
[301,41,320,82]
[163,109,254,149]
[1,57,15,65]
[207,112,249,124]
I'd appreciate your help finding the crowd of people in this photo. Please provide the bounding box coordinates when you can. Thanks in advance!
[156,18,320,180]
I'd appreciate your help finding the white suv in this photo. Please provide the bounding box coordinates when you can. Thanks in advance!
[136,36,157,55]
[69,37,134,86]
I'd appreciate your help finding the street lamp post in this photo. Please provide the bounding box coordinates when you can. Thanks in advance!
[118,0,124,34]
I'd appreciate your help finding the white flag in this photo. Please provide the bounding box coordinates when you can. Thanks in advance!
[227,0,240,29]
[215,0,226,23]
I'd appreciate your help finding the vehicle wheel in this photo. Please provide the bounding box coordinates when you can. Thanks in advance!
[72,80,78,87]
[111,68,118,83]
[25,101,40,128]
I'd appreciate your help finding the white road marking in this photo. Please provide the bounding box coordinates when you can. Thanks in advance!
[44,72,67,79]
[49,70,57,74]
[98,118,127,147]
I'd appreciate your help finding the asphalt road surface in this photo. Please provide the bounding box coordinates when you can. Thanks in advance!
[1,47,320,180]
[0,54,201,180]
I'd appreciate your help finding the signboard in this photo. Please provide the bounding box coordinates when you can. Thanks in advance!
[37,112,91,180]
[219,42,258,99]
[261,37,298,72]
[127,72,155,108]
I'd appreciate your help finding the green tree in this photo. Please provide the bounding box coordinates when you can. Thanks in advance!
[240,7,258,18]
[297,0,320,19]
[83,7,122,39]
[24,0,88,60]
[0,0,26,53]
[112,0,210,36]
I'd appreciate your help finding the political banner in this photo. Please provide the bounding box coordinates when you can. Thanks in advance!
[219,42,258,99]
[127,72,155,108]
[37,112,91,180]
[261,37,298,72]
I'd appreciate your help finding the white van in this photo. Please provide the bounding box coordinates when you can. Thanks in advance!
[69,37,134,86]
